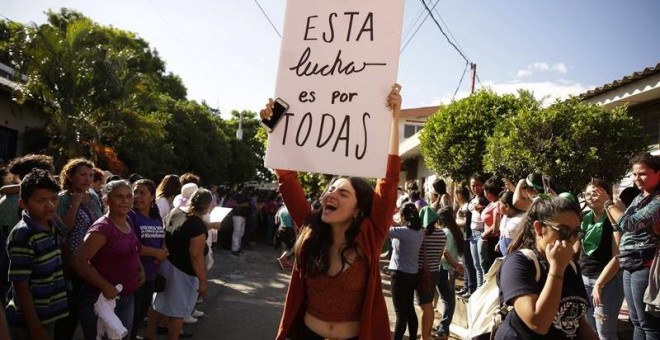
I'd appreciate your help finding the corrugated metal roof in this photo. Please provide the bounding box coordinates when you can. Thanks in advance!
[581,62,660,100]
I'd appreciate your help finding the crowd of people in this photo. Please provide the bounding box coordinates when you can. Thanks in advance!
[0,82,658,340]
[0,154,286,339]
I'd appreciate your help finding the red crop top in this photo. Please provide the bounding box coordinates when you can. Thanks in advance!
[305,255,368,322]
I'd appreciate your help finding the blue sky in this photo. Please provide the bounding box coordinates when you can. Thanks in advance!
[2,0,659,116]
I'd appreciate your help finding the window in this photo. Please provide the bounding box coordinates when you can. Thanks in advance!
[403,124,423,138]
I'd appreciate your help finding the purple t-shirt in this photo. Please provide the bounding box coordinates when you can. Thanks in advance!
[87,216,142,295]
[129,210,165,281]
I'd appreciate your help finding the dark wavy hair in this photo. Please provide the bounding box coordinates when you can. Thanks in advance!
[294,177,374,278]
[6,154,54,185]
[401,202,422,231]
[437,207,464,256]
[631,152,660,172]
[507,196,581,253]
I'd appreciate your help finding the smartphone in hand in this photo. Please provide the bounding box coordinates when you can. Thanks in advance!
[260,98,289,133]
[542,175,551,194]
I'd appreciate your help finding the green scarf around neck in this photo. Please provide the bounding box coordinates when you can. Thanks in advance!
[581,210,606,256]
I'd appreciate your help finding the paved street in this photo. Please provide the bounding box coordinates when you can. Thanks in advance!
[122,242,633,339]
[135,243,442,340]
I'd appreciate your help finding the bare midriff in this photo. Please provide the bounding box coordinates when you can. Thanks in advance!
[304,313,359,339]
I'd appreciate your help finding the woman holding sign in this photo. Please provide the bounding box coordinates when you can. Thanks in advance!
[262,84,402,340]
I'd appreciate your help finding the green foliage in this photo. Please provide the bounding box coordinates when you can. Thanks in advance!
[1,8,267,185]
[419,89,533,181]
[484,97,648,193]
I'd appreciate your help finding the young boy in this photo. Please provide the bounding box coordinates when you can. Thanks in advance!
[5,168,68,339]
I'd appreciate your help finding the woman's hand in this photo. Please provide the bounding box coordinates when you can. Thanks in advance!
[102,284,119,300]
[153,248,169,263]
[260,98,275,121]
[137,269,146,287]
[546,239,573,273]
[592,282,603,306]
[198,281,208,298]
[592,186,610,206]
[387,84,402,111]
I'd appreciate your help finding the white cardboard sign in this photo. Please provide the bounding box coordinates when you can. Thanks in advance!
[265,0,404,178]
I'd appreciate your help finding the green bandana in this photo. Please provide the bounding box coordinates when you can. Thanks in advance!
[419,206,438,230]
[581,210,605,256]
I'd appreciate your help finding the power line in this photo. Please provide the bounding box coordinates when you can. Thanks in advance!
[419,0,469,64]
[253,0,281,38]
[401,4,427,43]
[433,7,469,62]
[400,0,441,53]
[453,61,470,99]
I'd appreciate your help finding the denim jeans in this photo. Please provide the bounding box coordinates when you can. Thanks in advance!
[391,270,419,340]
[469,230,488,288]
[80,291,135,340]
[623,268,660,340]
[462,239,477,293]
[582,273,623,340]
[436,267,456,336]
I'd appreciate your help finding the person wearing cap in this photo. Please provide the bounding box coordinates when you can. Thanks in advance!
[512,172,545,211]
[416,206,446,340]
[173,183,199,209]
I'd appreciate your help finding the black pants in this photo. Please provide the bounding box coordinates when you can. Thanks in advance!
[391,270,419,340]
[131,279,155,340]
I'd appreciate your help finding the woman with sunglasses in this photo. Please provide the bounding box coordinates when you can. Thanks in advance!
[603,153,660,339]
[495,195,598,339]
[577,178,623,339]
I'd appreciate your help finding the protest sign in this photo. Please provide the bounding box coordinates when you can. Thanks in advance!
[265,0,404,178]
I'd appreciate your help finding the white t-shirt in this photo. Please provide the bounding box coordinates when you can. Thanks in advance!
[501,213,524,239]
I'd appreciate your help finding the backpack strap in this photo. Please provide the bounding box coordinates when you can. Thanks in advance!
[519,248,578,280]
[518,248,541,282]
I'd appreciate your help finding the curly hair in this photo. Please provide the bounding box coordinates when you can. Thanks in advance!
[59,158,95,191]
[5,154,54,184]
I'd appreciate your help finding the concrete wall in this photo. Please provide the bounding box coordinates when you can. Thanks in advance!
[0,90,46,157]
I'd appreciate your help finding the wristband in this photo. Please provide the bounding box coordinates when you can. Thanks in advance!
[604,200,614,209]
[548,273,563,280]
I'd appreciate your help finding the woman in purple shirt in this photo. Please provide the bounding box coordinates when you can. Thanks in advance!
[73,180,145,339]
[129,179,167,340]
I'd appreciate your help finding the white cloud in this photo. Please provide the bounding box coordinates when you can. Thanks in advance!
[516,62,569,78]
[430,79,593,107]
[516,69,533,78]
[552,63,568,74]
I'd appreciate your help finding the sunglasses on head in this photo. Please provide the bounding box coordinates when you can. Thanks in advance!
[542,220,583,240]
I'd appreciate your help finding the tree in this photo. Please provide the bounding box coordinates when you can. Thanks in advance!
[483,97,648,193]
[419,89,535,181]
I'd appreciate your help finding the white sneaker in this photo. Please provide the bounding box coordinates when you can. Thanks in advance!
[191,309,205,318]
[183,316,198,324]
[196,297,204,304]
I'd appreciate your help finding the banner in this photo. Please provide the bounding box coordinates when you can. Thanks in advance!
[265,0,404,178]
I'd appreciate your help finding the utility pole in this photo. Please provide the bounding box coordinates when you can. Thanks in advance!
[236,112,243,140]
[470,63,477,94]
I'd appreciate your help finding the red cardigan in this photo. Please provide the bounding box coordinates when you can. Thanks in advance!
[275,155,401,340]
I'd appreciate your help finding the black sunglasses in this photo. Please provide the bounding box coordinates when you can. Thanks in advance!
[542,221,583,240]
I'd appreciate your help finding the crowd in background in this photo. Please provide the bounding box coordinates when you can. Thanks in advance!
[0,150,658,340]
[0,154,285,339]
